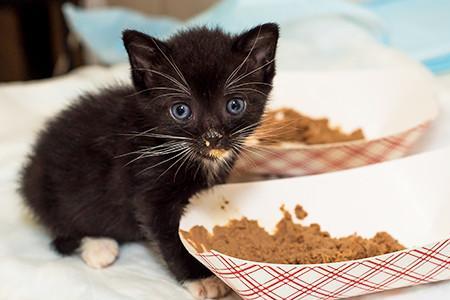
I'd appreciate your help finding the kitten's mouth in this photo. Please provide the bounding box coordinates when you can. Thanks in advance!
[200,148,231,160]
[209,149,228,158]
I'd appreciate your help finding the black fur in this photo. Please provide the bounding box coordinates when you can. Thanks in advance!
[20,24,279,282]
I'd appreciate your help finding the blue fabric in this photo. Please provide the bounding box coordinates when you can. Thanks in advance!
[186,0,382,35]
[64,1,450,73]
[63,1,383,65]
[363,0,450,74]
[64,4,181,64]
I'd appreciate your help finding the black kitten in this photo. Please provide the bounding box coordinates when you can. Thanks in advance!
[20,23,278,299]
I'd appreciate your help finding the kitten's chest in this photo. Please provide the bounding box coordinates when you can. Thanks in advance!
[134,159,226,207]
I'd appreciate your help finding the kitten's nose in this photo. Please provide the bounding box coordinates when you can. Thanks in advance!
[202,130,223,148]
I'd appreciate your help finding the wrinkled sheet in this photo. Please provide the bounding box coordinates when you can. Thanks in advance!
[1,63,449,299]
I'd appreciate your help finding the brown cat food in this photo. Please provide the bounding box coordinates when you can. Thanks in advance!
[181,205,404,264]
[254,108,365,145]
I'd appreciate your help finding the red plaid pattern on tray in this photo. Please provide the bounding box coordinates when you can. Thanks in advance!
[194,238,450,300]
[234,123,430,177]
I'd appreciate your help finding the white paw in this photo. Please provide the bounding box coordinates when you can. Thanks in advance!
[184,276,230,299]
[80,237,119,269]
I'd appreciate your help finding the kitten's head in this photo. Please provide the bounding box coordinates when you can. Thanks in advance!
[123,24,278,173]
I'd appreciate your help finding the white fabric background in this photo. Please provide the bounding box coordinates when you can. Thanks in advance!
[1,60,449,299]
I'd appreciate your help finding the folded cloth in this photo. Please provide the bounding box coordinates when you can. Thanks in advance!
[364,0,450,73]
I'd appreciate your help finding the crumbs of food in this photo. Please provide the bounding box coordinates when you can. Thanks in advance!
[181,204,404,264]
[294,204,308,220]
[219,198,229,210]
[255,108,365,145]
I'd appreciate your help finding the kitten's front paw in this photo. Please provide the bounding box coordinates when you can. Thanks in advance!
[184,276,230,299]
[80,237,119,269]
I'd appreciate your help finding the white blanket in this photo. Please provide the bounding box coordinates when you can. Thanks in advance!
[1,63,449,300]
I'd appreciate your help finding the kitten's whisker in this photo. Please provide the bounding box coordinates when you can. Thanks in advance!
[116,147,165,159]
[250,122,296,133]
[183,149,196,169]
[246,144,284,158]
[247,136,284,144]
[250,117,299,132]
[123,152,150,166]
[139,133,194,141]
[193,161,202,180]
[231,120,261,134]
[232,129,260,139]
[156,148,192,180]
[137,148,189,175]
[169,57,190,88]
[233,143,268,160]
[236,146,261,162]
[115,141,186,158]
[173,148,195,182]
[234,138,270,155]
[252,129,298,138]
[225,87,268,97]
[115,149,148,158]
[237,149,256,167]
[230,122,256,136]
[224,25,262,86]
[145,141,190,152]
[150,38,191,91]
[250,128,294,138]
[250,122,300,141]
[233,124,289,143]
[132,67,190,95]
[120,127,159,139]
[120,143,190,166]
[231,121,263,137]
[123,149,183,167]
[146,92,188,106]
[137,143,188,155]
[177,126,195,138]
[141,146,189,157]
[221,156,234,174]
[226,58,275,88]
[127,86,188,98]
[146,141,186,150]
[231,145,256,168]
[186,151,198,169]
[229,82,273,88]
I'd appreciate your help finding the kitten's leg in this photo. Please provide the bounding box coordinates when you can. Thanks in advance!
[52,236,81,255]
[140,200,230,299]
[80,237,119,269]
[52,236,119,268]
[157,235,230,299]
[183,277,230,300]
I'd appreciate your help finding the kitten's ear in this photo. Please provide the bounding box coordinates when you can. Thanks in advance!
[122,30,169,89]
[233,23,279,77]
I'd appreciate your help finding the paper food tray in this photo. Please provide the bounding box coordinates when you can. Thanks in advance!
[234,69,438,177]
[180,146,450,300]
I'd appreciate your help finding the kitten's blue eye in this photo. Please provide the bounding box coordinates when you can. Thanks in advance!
[170,103,192,121]
[226,98,246,115]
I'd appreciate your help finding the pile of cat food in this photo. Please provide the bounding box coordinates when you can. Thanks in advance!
[254,108,365,145]
[181,204,404,264]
